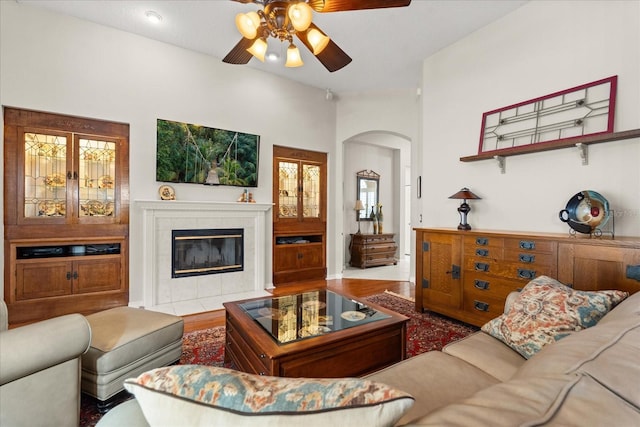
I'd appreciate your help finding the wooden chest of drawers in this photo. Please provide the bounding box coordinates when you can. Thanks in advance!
[416,228,640,327]
[350,233,398,269]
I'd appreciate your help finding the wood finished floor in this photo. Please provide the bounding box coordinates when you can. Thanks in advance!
[183,278,415,333]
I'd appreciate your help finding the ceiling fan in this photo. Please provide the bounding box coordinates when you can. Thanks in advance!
[223,0,412,72]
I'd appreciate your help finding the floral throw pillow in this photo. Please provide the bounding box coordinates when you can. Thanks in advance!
[124,365,414,427]
[482,276,628,359]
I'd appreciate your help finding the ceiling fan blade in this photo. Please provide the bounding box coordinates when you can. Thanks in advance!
[296,25,352,72]
[230,0,258,4]
[222,37,255,64]
[308,0,411,13]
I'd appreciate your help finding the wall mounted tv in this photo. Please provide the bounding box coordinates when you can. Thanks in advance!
[156,118,260,187]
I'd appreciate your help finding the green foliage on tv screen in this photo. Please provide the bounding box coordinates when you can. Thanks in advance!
[156,119,259,187]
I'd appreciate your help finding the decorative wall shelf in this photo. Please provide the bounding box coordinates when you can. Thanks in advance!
[460,128,640,173]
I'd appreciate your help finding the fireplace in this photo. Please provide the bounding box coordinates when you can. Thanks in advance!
[136,200,272,313]
[172,228,243,278]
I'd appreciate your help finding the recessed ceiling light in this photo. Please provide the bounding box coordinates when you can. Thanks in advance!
[145,10,163,24]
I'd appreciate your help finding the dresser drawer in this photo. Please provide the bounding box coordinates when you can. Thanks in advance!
[361,242,398,254]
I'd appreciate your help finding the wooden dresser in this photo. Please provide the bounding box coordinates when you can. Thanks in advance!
[350,233,398,269]
[415,228,640,327]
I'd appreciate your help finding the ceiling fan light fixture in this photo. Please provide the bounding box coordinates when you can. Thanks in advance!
[287,2,313,32]
[285,43,304,67]
[235,11,261,39]
[306,28,330,55]
[247,38,268,62]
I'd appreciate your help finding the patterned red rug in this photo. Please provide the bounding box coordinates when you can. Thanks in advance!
[363,292,478,357]
[80,292,477,426]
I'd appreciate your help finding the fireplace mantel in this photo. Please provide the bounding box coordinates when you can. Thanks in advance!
[135,199,274,212]
[135,199,273,315]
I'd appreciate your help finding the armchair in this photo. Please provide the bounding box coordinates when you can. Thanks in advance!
[0,300,91,427]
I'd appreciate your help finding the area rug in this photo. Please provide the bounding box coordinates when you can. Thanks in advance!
[80,292,477,426]
[364,292,478,357]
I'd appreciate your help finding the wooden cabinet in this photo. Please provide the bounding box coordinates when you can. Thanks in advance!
[350,233,398,269]
[418,232,463,313]
[558,241,640,294]
[415,228,640,327]
[272,146,327,285]
[4,107,129,325]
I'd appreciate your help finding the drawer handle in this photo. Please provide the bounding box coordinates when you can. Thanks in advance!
[518,268,536,279]
[519,240,535,250]
[476,237,489,246]
[519,254,535,263]
[474,280,490,290]
[476,249,489,257]
[474,301,490,312]
[474,262,489,272]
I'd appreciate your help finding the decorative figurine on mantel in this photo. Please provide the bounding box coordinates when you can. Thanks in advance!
[237,189,256,203]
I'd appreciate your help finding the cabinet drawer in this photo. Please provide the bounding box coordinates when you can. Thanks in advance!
[464,258,555,281]
[464,235,504,248]
[464,245,503,260]
[463,275,521,299]
[502,249,555,267]
[226,318,269,374]
[503,238,556,253]
[463,291,507,323]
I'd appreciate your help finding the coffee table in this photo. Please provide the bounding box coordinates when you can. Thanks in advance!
[224,290,408,378]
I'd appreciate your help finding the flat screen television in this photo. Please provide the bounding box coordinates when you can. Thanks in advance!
[156,118,260,187]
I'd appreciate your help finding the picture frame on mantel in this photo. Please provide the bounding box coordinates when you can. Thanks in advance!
[477,76,617,156]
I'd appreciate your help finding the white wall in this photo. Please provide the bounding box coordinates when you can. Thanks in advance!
[419,0,640,237]
[0,1,337,300]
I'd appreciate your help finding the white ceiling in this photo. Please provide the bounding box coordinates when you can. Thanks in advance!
[17,0,528,94]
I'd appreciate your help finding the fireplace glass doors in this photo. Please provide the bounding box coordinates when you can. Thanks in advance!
[172,229,243,278]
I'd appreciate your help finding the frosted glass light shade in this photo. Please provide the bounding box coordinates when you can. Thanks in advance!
[287,2,313,31]
[247,38,268,62]
[286,44,304,67]
[307,28,330,54]
[235,11,261,39]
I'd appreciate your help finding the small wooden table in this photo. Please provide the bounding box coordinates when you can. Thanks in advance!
[224,290,408,378]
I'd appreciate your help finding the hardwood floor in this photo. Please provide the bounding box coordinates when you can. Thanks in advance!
[183,278,414,333]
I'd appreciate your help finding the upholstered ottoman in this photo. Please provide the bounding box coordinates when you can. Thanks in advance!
[81,307,184,406]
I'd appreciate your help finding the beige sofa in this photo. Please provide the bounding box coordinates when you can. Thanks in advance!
[99,289,639,426]
[0,300,92,427]
[366,289,640,425]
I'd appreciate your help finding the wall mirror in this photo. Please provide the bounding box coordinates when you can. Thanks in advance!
[356,170,380,221]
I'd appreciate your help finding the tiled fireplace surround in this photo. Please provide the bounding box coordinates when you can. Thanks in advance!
[136,200,273,316]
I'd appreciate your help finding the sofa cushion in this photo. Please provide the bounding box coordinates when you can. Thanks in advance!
[442,331,525,381]
[481,276,628,358]
[406,373,640,426]
[364,351,499,426]
[514,293,640,409]
[124,365,414,427]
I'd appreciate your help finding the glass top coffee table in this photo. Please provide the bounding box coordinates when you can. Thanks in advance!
[224,290,408,378]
